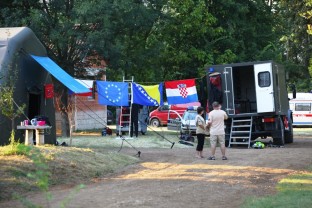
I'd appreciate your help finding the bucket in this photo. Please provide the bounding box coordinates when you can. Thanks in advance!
[37,121,46,126]
[102,129,107,136]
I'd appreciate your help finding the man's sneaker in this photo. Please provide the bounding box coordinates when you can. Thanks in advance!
[208,156,215,160]
[222,156,228,160]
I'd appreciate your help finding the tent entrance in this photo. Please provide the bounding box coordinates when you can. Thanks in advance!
[28,93,41,120]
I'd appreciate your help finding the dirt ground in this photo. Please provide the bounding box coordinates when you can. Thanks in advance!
[1,136,312,208]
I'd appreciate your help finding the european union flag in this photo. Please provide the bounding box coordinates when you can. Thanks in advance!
[96,81,129,106]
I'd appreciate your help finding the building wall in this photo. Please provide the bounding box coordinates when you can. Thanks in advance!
[55,92,107,134]
[74,94,107,130]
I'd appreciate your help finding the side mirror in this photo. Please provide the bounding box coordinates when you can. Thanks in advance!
[289,84,296,99]
[293,87,296,99]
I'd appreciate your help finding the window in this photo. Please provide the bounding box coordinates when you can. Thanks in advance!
[258,72,271,87]
[87,96,95,101]
[159,105,169,111]
[183,111,197,120]
[295,103,311,111]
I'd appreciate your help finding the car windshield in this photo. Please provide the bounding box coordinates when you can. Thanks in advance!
[159,105,170,111]
[182,111,197,120]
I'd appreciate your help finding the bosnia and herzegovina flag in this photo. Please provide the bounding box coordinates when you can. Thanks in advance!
[132,83,163,106]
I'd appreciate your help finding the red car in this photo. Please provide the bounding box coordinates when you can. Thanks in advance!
[149,102,201,127]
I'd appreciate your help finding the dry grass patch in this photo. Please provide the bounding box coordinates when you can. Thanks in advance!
[0,144,138,202]
[58,130,197,150]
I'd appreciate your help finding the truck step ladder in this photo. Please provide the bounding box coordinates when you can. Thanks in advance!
[228,117,253,148]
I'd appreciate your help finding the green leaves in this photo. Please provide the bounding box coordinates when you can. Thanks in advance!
[0,0,310,90]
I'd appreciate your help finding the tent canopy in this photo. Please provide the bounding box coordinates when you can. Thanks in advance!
[31,55,91,94]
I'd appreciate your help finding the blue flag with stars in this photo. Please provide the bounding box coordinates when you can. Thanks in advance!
[96,81,129,106]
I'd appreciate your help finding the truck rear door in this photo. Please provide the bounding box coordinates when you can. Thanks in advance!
[167,110,182,131]
[223,67,235,115]
[254,63,275,113]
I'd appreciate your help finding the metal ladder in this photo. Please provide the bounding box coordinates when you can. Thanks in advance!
[118,76,134,136]
[228,117,253,148]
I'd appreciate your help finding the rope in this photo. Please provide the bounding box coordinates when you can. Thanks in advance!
[74,101,107,128]
[75,96,108,127]
[12,99,30,120]
[117,135,141,157]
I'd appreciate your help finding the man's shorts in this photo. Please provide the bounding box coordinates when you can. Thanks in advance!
[210,135,225,146]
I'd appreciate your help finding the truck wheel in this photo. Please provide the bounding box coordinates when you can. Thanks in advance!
[273,136,284,146]
[284,131,293,143]
[284,118,293,144]
[225,134,230,147]
[225,140,230,147]
[273,117,285,146]
[150,118,160,127]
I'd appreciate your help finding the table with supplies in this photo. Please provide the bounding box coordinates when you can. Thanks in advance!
[17,125,52,146]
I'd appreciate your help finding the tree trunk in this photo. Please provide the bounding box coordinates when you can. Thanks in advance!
[10,119,15,143]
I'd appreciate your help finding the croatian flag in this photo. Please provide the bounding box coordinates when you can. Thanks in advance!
[165,79,198,104]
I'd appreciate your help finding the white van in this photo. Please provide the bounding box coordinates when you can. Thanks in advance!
[289,93,312,126]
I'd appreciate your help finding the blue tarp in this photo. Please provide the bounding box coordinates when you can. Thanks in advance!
[31,55,91,94]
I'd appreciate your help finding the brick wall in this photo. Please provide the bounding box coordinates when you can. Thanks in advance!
[74,95,107,130]
[55,93,107,133]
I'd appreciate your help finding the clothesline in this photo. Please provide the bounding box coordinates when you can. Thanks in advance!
[120,74,207,85]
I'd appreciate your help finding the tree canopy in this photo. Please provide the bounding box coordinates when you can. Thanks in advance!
[0,0,311,88]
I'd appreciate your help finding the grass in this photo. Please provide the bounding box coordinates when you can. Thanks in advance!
[0,127,198,202]
[293,128,312,136]
[242,170,312,208]
[60,127,197,149]
[7,125,308,204]
[242,128,312,208]
[0,144,139,201]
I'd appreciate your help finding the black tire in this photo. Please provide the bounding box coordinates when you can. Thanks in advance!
[150,118,160,127]
[273,117,285,146]
[284,131,293,143]
[285,118,294,144]
[225,134,230,147]
[225,140,230,147]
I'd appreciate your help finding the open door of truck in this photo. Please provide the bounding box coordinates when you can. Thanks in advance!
[223,67,235,115]
[167,110,182,131]
[254,63,275,113]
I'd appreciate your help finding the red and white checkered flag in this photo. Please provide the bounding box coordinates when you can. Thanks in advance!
[165,79,198,104]
[177,84,188,98]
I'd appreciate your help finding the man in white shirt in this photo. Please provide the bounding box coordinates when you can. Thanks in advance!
[207,101,228,160]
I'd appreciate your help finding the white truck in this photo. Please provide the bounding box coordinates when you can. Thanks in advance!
[289,93,312,126]
[204,61,294,147]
